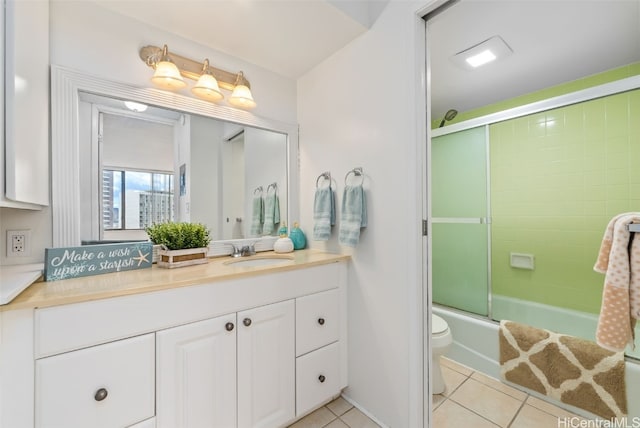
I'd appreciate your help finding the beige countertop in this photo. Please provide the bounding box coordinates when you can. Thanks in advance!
[3,250,349,311]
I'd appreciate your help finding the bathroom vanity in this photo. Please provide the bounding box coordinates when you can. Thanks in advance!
[0,250,349,428]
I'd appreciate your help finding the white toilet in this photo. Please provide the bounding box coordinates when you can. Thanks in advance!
[431,314,453,394]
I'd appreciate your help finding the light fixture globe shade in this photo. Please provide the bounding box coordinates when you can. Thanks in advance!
[151,60,186,90]
[229,84,256,109]
[124,101,148,112]
[191,73,224,102]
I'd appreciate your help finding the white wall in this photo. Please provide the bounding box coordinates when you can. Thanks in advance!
[297,1,426,426]
[243,128,288,237]
[189,115,224,233]
[221,132,245,239]
[0,0,297,266]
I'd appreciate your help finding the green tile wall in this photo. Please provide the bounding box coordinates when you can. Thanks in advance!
[490,89,640,315]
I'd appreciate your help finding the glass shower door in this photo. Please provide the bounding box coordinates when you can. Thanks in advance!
[431,126,489,316]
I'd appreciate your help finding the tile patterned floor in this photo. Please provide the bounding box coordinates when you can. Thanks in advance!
[289,356,591,428]
[288,397,381,428]
[434,357,589,427]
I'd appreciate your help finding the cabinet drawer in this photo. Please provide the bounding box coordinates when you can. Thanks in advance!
[36,334,155,428]
[296,342,341,417]
[296,289,339,356]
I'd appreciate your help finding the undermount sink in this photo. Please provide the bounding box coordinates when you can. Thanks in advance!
[223,255,294,267]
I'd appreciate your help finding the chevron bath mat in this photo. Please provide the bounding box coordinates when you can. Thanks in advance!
[499,320,627,419]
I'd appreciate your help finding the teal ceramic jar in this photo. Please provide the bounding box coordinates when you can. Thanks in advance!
[289,222,307,250]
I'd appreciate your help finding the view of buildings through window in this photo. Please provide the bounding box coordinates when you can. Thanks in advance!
[102,169,174,231]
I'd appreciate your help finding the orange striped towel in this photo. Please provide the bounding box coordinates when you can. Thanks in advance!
[594,213,640,352]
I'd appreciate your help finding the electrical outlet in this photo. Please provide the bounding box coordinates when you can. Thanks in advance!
[7,229,31,257]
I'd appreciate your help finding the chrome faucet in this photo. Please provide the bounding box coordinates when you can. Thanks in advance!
[229,242,256,257]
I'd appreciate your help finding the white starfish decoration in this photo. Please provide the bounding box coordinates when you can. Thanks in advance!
[132,249,150,267]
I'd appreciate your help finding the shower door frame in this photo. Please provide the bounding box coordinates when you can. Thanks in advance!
[428,77,640,319]
[430,125,493,318]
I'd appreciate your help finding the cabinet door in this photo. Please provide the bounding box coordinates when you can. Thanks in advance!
[35,334,155,428]
[238,300,295,428]
[3,0,49,207]
[156,314,237,428]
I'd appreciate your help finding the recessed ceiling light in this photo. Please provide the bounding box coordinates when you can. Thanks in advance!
[451,36,513,70]
[466,49,497,68]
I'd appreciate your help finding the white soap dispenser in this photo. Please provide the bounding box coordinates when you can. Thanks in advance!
[273,234,294,253]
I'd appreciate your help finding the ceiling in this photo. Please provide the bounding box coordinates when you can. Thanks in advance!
[91,0,374,78]
[428,0,640,120]
[90,0,640,120]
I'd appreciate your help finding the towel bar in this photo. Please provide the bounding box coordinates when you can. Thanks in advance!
[345,167,364,185]
[316,172,332,188]
[629,223,640,232]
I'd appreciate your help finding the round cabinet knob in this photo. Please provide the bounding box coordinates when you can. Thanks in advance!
[243,318,252,327]
[318,375,326,383]
[225,322,235,331]
[94,388,108,402]
[317,318,325,326]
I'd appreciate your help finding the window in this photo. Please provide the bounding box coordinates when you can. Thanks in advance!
[102,169,174,231]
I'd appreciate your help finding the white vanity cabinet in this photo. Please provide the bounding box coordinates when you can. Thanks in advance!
[2,256,347,428]
[1,0,50,208]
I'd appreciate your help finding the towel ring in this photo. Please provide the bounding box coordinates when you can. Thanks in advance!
[267,182,277,193]
[254,186,263,195]
[316,172,332,188]
[344,167,364,185]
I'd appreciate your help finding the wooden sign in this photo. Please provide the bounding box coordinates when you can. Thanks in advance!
[45,242,153,281]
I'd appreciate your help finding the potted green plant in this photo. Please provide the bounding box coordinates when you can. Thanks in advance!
[146,222,211,268]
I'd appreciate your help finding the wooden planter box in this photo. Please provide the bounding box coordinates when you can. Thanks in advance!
[157,247,209,269]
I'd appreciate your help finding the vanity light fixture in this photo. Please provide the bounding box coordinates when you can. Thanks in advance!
[149,45,187,90]
[451,36,513,70]
[191,59,224,102]
[229,72,257,109]
[140,44,256,109]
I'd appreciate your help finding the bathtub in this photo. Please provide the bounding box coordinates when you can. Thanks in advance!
[433,304,640,420]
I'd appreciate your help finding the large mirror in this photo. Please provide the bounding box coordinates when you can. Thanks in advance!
[51,66,299,255]
[77,92,288,244]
